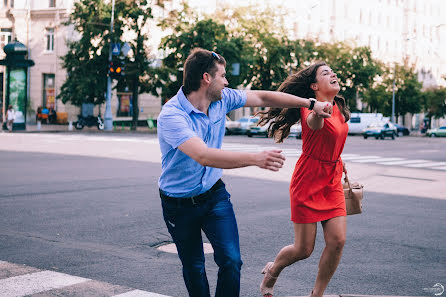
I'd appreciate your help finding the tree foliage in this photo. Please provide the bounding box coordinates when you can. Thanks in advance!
[59,0,113,107]
[155,12,249,103]
[59,0,155,129]
[422,87,446,120]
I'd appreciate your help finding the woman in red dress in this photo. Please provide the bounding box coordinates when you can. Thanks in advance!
[258,61,350,297]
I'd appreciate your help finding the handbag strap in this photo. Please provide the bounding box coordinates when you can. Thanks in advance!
[344,173,353,191]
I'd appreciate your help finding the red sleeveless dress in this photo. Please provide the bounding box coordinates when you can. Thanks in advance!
[290,103,348,223]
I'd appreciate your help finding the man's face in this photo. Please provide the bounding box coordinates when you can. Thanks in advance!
[207,63,228,102]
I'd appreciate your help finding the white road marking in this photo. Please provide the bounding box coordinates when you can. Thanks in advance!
[356,157,403,163]
[113,290,171,297]
[0,270,89,297]
[431,166,446,171]
[378,159,431,165]
[340,155,381,161]
[0,261,173,297]
[404,162,446,168]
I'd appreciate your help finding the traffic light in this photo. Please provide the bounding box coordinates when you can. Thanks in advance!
[108,60,124,79]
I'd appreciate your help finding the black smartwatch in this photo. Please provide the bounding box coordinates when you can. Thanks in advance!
[308,98,316,110]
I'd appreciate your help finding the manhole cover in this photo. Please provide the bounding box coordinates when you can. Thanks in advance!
[157,243,214,254]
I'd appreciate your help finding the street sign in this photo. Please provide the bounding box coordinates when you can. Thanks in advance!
[121,42,131,56]
[112,43,121,55]
[231,63,240,76]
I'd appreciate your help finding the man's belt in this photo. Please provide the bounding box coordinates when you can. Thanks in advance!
[159,179,223,206]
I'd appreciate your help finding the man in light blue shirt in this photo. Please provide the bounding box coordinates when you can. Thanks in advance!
[157,48,332,297]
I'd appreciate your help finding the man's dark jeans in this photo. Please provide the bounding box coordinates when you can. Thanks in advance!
[160,180,242,297]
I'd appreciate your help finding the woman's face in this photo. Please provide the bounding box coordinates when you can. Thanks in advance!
[312,65,340,95]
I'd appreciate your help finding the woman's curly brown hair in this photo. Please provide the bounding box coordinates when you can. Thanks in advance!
[257,61,350,143]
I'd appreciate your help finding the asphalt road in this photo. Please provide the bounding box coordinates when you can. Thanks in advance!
[222,134,446,162]
[0,135,445,297]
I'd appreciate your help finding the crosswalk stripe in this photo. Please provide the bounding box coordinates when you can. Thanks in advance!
[378,159,430,165]
[356,157,403,163]
[113,289,172,297]
[404,162,446,168]
[430,166,446,171]
[0,270,89,297]
[340,155,380,161]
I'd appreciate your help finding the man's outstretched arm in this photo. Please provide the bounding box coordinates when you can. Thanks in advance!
[245,90,332,118]
[178,137,285,171]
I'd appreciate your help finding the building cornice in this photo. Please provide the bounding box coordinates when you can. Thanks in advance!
[31,9,69,19]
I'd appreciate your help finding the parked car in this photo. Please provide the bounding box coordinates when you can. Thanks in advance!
[225,115,241,135]
[235,116,259,135]
[289,123,302,139]
[247,122,302,138]
[247,121,269,137]
[363,122,397,139]
[392,123,410,136]
[426,126,446,137]
[348,112,384,134]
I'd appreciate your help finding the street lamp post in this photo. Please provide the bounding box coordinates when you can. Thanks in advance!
[104,0,115,131]
[391,64,396,123]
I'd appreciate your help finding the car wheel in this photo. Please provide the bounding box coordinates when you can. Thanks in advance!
[363,136,368,139]
[391,133,395,140]
[430,133,436,137]
[247,133,252,137]
[380,134,385,140]
[225,128,231,135]
[398,131,403,137]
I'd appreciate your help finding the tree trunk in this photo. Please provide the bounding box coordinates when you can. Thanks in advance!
[131,75,139,131]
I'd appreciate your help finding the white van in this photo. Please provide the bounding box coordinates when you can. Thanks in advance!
[348,113,384,134]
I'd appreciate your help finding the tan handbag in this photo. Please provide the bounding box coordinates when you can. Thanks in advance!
[343,173,364,215]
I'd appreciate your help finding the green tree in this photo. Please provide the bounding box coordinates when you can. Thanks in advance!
[59,0,155,130]
[394,65,423,124]
[421,87,446,125]
[315,42,382,111]
[213,5,293,91]
[155,14,249,103]
[59,0,114,108]
[114,0,155,130]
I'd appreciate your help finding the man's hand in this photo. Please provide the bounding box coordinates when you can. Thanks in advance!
[255,150,285,171]
[312,100,332,118]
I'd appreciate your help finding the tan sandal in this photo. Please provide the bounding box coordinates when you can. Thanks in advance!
[260,262,278,297]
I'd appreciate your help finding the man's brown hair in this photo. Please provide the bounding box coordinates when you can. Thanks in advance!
[183,48,226,95]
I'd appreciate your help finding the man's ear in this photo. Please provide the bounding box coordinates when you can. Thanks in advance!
[202,72,212,85]
[310,83,318,91]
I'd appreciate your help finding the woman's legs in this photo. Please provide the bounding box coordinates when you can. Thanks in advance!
[312,216,346,297]
[261,222,317,292]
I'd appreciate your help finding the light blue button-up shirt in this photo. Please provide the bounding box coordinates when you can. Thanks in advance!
[157,87,247,197]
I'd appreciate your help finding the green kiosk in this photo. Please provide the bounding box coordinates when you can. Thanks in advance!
[1,40,34,130]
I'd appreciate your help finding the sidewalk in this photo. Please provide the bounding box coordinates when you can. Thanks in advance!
[9,123,157,134]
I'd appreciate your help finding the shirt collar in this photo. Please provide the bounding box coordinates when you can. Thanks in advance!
[177,87,204,115]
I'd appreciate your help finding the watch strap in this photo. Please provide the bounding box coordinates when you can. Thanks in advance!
[308,99,316,110]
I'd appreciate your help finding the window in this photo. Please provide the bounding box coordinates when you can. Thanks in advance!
[45,28,54,52]
[0,28,12,52]
[49,0,55,7]
[42,74,56,109]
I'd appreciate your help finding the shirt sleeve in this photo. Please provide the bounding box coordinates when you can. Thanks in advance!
[222,88,247,113]
[158,110,197,149]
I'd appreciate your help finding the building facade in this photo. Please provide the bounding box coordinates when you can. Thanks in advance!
[0,0,161,126]
[1,0,445,126]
